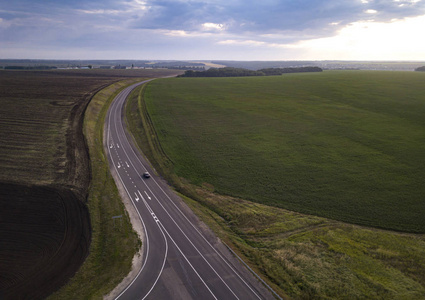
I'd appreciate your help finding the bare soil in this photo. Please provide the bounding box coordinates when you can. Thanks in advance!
[0,70,138,299]
[0,182,90,300]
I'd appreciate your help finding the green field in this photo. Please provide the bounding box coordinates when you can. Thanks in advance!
[144,71,425,232]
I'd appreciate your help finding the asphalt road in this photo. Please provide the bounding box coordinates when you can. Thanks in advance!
[105,80,277,300]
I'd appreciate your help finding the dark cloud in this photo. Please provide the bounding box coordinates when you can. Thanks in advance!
[3,0,425,34]
[128,0,425,34]
[128,0,221,30]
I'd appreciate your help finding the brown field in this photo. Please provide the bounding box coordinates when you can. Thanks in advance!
[0,69,180,299]
[0,182,90,300]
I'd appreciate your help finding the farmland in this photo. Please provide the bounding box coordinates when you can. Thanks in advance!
[0,70,113,299]
[126,70,425,298]
[0,69,179,299]
[142,71,425,233]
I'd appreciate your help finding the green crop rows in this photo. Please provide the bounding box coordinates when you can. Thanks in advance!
[144,71,425,232]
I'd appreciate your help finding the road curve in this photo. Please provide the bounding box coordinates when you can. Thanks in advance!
[105,80,277,300]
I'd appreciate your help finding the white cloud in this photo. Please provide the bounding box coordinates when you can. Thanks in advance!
[76,0,148,16]
[125,0,149,11]
[202,22,224,31]
[161,29,190,36]
[217,39,293,49]
[365,9,378,14]
[394,0,422,3]
[159,29,213,37]
[77,9,124,15]
[393,0,422,7]
[288,15,425,60]
[218,39,265,46]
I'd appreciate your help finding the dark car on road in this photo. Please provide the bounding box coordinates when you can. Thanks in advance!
[143,172,150,178]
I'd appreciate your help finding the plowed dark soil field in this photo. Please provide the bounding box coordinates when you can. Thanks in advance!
[0,69,174,299]
[0,183,90,300]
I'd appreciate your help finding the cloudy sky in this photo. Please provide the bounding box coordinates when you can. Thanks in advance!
[1,0,424,60]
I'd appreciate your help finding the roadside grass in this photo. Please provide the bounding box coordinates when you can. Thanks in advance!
[125,83,174,176]
[182,188,425,299]
[125,70,425,299]
[48,79,142,300]
[142,71,425,233]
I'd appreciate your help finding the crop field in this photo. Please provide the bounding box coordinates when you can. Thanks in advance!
[0,69,180,299]
[0,69,179,187]
[143,71,425,233]
[0,70,111,186]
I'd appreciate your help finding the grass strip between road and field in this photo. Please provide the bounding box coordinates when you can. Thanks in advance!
[125,78,425,300]
[48,79,143,300]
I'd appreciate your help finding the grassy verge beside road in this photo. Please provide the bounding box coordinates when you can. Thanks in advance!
[48,79,142,299]
[182,189,425,299]
[125,71,425,298]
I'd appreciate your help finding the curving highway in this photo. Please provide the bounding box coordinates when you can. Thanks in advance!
[105,80,277,300]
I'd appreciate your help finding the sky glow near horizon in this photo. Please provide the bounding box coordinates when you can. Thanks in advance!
[0,0,424,60]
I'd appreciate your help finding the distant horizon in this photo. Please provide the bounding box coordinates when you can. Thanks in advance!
[1,58,425,63]
[2,58,424,72]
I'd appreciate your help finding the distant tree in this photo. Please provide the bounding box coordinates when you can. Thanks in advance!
[414,66,425,72]
[178,66,323,78]
[5,66,25,70]
[184,70,195,77]
[178,67,265,77]
[259,66,323,75]
[4,65,57,70]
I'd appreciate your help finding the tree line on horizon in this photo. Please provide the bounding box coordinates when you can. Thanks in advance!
[2,65,58,70]
[178,66,323,77]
